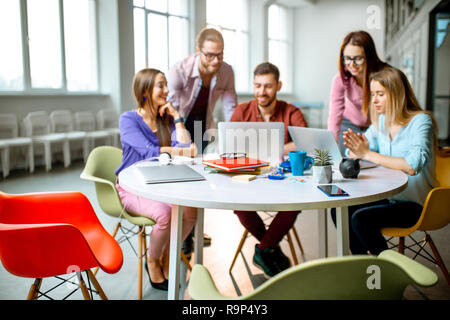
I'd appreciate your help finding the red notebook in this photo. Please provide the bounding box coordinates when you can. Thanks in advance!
[202,157,269,172]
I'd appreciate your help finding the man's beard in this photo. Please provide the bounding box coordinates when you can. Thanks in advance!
[256,95,276,108]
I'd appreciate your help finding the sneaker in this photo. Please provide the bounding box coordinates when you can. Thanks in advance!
[273,246,291,271]
[253,244,281,279]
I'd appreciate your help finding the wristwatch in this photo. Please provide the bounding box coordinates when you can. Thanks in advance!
[174,117,184,124]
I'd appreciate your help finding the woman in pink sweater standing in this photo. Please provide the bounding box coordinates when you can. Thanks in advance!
[328,31,388,154]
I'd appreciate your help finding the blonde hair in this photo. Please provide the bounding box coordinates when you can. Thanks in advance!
[369,67,435,136]
[196,27,224,49]
[132,68,171,147]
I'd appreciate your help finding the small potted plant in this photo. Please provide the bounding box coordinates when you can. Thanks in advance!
[312,148,333,183]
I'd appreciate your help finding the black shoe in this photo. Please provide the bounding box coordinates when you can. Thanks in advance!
[150,278,168,291]
[183,233,212,258]
[252,244,281,279]
[144,258,168,291]
[182,235,194,258]
[273,246,291,271]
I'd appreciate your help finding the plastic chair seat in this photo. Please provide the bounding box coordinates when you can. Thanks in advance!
[66,131,87,140]
[0,137,33,147]
[0,191,123,299]
[32,133,68,143]
[189,250,438,300]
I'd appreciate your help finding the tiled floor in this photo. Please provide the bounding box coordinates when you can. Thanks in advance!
[0,160,449,300]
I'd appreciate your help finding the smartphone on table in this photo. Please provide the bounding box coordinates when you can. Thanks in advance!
[317,184,349,197]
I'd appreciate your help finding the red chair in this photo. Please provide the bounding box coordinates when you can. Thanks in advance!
[0,191,123,300]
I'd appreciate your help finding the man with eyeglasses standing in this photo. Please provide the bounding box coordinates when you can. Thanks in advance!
[168,27,237,154]
[168,27,237,257]
[327,31,387,154]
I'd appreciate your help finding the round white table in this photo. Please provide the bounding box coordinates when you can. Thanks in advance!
[118,160,408,300]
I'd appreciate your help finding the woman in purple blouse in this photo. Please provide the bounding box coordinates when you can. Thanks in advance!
[327,31,388,154]
[115,68,197,291]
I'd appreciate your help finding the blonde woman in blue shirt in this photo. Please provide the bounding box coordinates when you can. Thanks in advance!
[342,66,437,255]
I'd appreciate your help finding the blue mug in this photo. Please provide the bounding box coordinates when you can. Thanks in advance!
[288,151,314,176]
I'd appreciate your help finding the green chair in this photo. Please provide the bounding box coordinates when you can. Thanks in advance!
[80,146,191,299]
[188,250,438,300]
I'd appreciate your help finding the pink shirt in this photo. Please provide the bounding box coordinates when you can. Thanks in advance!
[167,54,238,131]
[327,73,370,141]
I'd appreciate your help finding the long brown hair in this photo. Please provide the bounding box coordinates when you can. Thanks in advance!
[369,67,437,142]
[338,31,388,116]
[132,68,172,147]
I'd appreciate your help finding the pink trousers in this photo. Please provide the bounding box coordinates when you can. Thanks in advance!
[116,183,198,259]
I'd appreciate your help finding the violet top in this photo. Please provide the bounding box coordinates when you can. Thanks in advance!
[327,73,370,141]
[115,110,191,175]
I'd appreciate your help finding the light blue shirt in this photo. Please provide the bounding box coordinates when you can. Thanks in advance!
[348,113,436,205]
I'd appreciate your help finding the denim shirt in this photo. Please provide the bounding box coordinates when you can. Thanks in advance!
[347,113,436,205]
[115,110,190,175]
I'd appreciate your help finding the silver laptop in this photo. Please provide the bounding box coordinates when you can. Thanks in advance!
[218,122,284,163]
[287,126,376,169]
[136,164,205,184]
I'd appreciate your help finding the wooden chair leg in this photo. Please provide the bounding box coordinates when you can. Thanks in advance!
[398,237,405,254]
[286,232,299,265]
[137,226,144,300]
[291,227,304,255]
[77,272,91,300]
[426,234,450,285]
[229,229,249,273]
[93,221,121,276]
[27,278,42,300]
[87,269,108,300]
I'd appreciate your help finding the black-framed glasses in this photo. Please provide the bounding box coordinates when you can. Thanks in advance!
[342,55,365,66]
[220,152,246,159]
[200,50,224,61]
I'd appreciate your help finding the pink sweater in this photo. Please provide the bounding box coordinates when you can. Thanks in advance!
[327,73,370,141]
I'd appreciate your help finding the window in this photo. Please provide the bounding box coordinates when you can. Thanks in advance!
[0,0,24,91]
[133,0,190,74]
[0,0,98,92]
[207,0,249,93]
[268,4,292,93]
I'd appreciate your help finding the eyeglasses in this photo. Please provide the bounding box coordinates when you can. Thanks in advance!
[342,55,365,66]
[200,50,224,61]
[220,152,246,159]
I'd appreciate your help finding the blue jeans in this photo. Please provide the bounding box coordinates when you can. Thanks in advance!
[331,200,422,255]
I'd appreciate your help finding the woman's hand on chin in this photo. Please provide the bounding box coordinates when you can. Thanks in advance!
[159,102,180,120]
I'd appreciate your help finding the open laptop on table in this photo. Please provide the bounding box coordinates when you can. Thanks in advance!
[287,126,377,170]
[218,122,285,164]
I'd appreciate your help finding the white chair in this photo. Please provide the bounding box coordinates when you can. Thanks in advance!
[50,110,89,163]
[0,114,34,178]
[24,111,70,171]
[96,109,121,148]
[74,111,112,151]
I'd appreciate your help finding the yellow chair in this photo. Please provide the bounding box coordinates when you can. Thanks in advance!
[382,147,450,285]
[229,211,304,273]
[80,146,191,299]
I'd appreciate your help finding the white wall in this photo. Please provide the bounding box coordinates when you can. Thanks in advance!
[293,0,384,128]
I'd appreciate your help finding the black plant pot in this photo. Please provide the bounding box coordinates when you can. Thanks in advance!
[339,158,360,178]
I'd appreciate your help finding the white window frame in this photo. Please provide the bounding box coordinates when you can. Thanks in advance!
[0,0,100,94]
[265,2,293,94]
[133,0,191,73]
[206,0,251,94]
